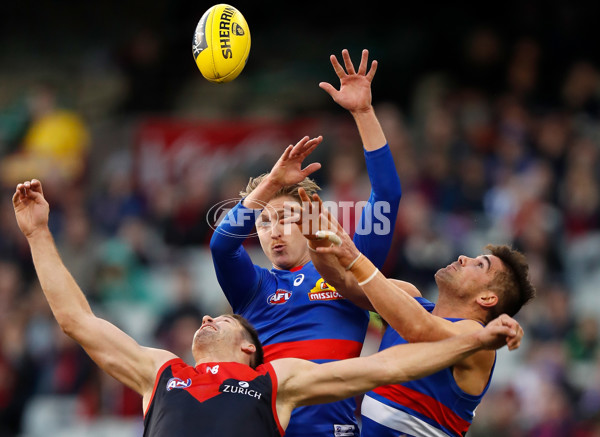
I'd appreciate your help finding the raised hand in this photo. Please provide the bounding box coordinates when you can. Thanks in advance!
[282,187,326,240]
[282,190,361,268]
[268,136,323,187]
[12,179,50,238]
[313,214,362,269]
[319,49,377,114]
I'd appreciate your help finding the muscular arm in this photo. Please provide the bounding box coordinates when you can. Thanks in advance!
[345,255,499,394]
[273,315,518,425]
[14,180,174,410]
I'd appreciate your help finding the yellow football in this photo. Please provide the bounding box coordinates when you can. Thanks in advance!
[192,4,251,83]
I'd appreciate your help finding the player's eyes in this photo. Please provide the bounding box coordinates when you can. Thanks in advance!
[257,220,271,227]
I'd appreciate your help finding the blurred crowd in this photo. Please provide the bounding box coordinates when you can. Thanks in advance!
[1,5,600,436]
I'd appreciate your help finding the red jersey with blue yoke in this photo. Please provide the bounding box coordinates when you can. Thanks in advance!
[144,358,283,437]
[360,298,496,437]
[210,145,402,436]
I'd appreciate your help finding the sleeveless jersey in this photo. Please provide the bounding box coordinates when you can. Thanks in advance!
[360,298,496,437]
[210,145,402,436]
[144,358,283,437]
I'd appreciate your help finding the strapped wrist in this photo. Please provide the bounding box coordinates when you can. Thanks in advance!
[349,254,379,286]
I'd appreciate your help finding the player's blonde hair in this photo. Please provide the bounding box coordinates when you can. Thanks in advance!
[240,173,321,203]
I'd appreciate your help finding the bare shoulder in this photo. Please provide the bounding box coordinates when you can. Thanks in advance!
[141,347,180,381]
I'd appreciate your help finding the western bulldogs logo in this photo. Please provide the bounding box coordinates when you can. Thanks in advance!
[308,279,344,301]
[267,290,292,305]
[166,377,192,391]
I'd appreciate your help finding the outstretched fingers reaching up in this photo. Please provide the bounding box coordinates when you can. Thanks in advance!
[319,49,378,114]
[270,136,323,187]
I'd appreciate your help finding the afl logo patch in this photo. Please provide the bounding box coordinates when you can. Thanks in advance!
[267,290,292,305]
[166,377,192,391]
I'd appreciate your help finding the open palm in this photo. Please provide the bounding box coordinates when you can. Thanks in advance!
[319,49,377,113]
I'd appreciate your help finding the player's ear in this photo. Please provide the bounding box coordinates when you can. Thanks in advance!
[477,291,498,309]
[241,342,256,355]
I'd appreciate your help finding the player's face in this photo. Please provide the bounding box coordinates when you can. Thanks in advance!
[193,315,245,345]
[256,196,310,270]
[434,254,505,297]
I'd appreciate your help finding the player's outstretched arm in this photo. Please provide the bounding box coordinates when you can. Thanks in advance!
[210,136,322,308]
[321,49,401,266]
[272,314,520,419]
[320,49,385,151]
[13,180,175,403]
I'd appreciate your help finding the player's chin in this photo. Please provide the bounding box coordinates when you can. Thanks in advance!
[433,269,450,285]
[272,254,294,270]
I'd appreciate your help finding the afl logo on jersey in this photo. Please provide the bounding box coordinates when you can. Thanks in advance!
[166,377,192,391]
[308,279,344,301]
[267,289,292,305]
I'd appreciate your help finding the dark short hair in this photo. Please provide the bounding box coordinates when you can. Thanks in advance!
[484,244,536,322]
[230,314,264,368]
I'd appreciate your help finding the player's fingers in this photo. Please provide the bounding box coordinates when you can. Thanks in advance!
[491,325,515,340]
[18,183,30,198]
[329,54,346,78]
[313,193,324,215]
[366,60,378,82]
[301,138,322,157]
[12,190,20,207]
[281,213,301,225]
[315,244,340,255]
[341,49,356,75]
[323,209,343,233]
[281,144,293,160]
[507,338,521,351]
[319,82,338,97]
[315,230,342,246]
[301,162,321,176]
[298,135,312,148]
[298,187,311,203]
[30,179,44,196]
[292,137,316,159]
[357,49,369,75]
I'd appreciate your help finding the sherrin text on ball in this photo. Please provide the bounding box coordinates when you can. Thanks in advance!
[192,4,250,83]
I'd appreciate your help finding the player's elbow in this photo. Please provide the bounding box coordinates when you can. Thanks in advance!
[377,178,402,204]
[55,310,93,340]
[56,312,81,338]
